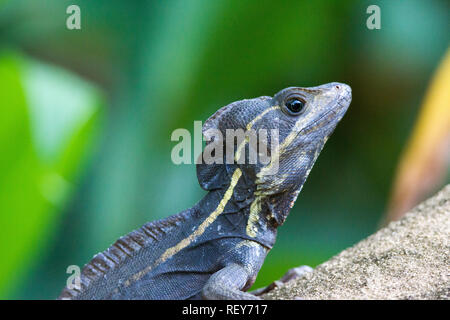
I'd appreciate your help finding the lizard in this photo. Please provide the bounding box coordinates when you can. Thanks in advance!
[59,82,352,300]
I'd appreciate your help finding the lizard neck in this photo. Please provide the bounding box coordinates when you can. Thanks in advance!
[193,170,278,250]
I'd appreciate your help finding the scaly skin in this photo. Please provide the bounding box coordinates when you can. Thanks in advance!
[59,82,352,300]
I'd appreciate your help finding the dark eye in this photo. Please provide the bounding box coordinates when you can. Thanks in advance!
[284,98,306,115]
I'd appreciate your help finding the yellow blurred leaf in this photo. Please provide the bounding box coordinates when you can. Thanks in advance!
[384,48,450,225]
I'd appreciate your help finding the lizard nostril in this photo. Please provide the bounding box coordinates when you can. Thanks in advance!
[335,85,340,89]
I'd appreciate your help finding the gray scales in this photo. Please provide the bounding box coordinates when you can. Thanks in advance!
[59,82,352,300]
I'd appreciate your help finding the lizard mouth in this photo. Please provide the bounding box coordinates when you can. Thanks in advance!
[299,84,351,135]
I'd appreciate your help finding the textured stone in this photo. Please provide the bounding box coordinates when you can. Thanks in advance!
[264,185,450,300]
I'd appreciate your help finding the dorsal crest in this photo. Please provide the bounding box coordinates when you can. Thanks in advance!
[59,210,191,299]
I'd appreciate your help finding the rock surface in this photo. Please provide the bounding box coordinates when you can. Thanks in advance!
[264,184,450,300]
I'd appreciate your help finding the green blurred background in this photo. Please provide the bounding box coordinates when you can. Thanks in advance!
[0,0,448,299]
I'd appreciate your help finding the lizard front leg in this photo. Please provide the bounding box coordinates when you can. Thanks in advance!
[202,263,261,300]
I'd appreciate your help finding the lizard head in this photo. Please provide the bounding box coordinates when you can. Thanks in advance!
[197,82,351,225]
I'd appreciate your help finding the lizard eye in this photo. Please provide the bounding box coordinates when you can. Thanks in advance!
[284,97,306,115]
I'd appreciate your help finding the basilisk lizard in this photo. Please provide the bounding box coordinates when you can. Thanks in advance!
[59,82,351,300]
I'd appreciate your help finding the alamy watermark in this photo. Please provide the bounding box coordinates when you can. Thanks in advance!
[66,265,81,290]
[366,5,381,30]
[66,5,81,30]
[64,5,381,32]
[171,121,280,175]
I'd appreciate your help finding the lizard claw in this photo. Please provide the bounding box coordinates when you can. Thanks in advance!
[251,265,313,296]
[279,265,313,283]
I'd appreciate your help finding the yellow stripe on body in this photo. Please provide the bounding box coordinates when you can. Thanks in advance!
[127,168,242,285]
[154,168,242,266]
[246,196,262,237]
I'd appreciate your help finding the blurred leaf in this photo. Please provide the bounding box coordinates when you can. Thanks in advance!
[0,51,102,298]
[384,48,450,225]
